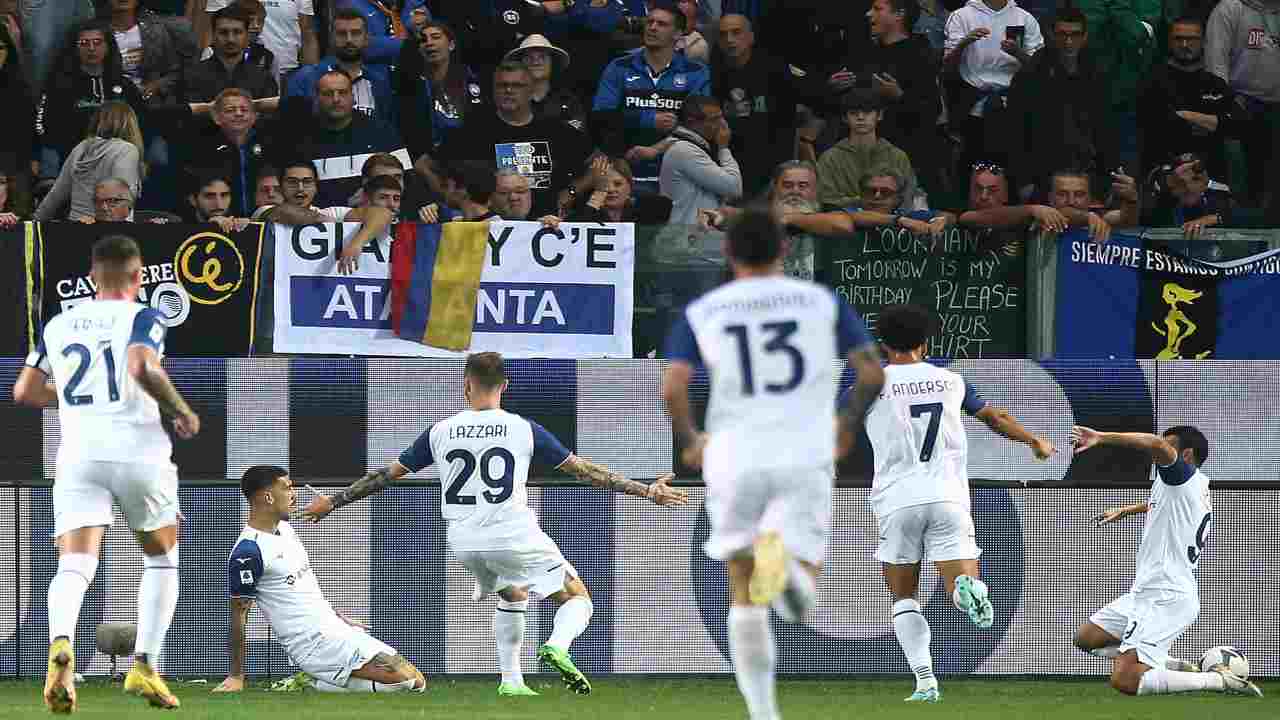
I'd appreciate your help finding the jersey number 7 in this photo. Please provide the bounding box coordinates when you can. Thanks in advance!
[725,320,805,396]
[909,402,943,462]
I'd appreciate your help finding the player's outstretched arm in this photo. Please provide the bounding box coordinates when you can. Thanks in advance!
[302,462,411,522]
[213,597,254,693]
[126,345,201,439]
[558,455,687,506]
[1071,426,1178,465]
[977,405,1057,460]
[1092,502,1150,527]
[12,367,58,408]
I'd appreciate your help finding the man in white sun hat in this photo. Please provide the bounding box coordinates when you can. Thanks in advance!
[505,34,588,131]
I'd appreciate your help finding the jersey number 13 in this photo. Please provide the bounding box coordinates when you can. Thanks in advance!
[725,320,805,395]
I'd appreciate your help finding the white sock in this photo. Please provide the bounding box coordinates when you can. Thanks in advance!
[1089,646,1122,659]
[727,606,779,720]
[312,677,418,693]
[1137,668,1225,695]
[48,553,98,644]
[546,596,593,652]
[494,599,528,685]
[134,547,179,663]
[891,598,935,691]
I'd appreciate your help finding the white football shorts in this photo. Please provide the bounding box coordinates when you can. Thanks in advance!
[293,625,398,688]
[702,437,833,566]
[875,501,982,565]
[454,530,580,601]
[53,459,180,538]
[1089,589,1199,671]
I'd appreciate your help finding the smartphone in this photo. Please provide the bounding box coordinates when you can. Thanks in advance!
[1005,25,1026,47]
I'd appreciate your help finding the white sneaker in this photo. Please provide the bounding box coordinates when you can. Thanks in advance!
[1211,665,1263,697]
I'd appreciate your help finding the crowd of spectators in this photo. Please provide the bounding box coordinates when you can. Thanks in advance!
[0,0,1277,254]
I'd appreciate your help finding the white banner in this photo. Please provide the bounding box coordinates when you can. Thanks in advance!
[272,221,635,357]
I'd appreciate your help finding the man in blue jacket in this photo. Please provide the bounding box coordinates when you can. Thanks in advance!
[287,7,395,128]
[592,0,711,190]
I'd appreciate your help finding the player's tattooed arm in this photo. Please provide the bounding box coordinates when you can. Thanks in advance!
[330,462,410,510]
[843,345,886,439]
[559,455,687,506]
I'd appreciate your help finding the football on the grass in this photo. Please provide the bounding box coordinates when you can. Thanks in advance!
[1200,646,1250,678]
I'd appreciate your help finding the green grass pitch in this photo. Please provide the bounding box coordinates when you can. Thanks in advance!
[1,677,1275,719]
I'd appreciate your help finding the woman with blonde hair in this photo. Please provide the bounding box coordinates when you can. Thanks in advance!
[35,100,145,221]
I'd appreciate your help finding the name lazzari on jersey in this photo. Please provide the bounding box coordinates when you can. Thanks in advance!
[448,424,509,440]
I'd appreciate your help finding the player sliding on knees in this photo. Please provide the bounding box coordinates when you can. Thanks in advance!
[303,352,686,697]
[842,303,1057,703]
[215,466,426,695]
[1070,425,1262,698]
[14,234,201,713]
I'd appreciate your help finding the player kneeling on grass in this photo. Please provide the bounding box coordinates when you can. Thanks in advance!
[303,352,686,697]
[843,303,1057,703]
[214,466,426,694]
[1070,425,1261,698]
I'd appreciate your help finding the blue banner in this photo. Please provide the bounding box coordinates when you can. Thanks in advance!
[1055,231,1280,359]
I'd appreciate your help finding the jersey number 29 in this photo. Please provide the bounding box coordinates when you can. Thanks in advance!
[725,321,804,395]
[444,447,515,505]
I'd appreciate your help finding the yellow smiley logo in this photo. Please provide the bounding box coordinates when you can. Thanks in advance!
[174,232,245,305]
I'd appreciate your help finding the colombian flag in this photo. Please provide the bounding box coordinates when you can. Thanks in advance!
[389,221,489,351]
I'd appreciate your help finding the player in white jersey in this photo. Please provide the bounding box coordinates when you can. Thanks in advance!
[843,304,1056,703]
[1071,424,1262,698]
[302,352,686,697]
[661,210,886,720]
[12,234,202,713]
[213,466,426,694]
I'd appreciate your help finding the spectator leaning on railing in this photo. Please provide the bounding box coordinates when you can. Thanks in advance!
[254,157,394,275]
[492,168,534,221]
[1141,152,1268,243]
[1041,167,1141,244]
[567,155,674,224]
[82,176,181,224]
[660,95,742,225]
[184,169,252,232]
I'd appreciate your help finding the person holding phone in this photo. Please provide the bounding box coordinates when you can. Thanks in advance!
[942,0,1044,181]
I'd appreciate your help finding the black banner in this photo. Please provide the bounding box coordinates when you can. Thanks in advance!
[817,226,1026,358]
[1135,245,1219,360]
[26,222,265,356]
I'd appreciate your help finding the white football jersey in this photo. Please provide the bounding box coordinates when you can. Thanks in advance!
[1132,458,1212,597]
[228,522,347,655]
[859,362,987,518]
[26,300,172,465]
[666,276,873,470]
[398,408,572,552]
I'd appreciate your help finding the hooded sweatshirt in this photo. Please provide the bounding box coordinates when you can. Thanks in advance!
[659,126,742,225]
[815,137,918,211]
[944,0,1045,93]
[34,137,142,221]
[1205,0,1280,104]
